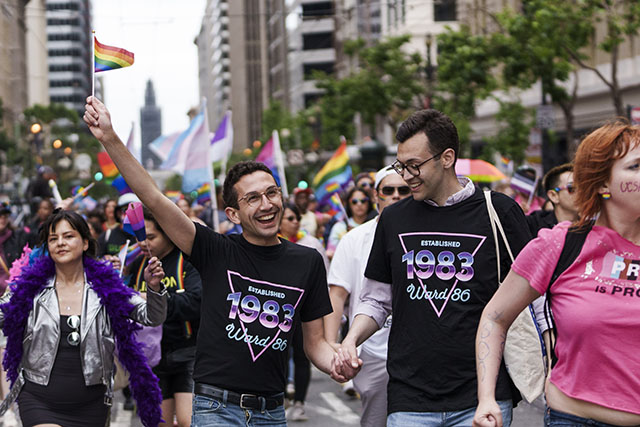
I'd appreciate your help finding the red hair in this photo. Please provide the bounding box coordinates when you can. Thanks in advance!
[573,121,640,228]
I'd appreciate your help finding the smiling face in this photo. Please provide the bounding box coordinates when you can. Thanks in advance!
[376,173,412,212]
[397,132,446,202]
[225,171,283,246]
[47,219,88,267]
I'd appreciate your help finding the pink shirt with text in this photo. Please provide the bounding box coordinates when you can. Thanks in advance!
[512,222,640,414]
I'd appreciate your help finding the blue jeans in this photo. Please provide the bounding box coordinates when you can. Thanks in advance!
[387,400,513,427]
[545,407,624,427]
[191,394,286,427]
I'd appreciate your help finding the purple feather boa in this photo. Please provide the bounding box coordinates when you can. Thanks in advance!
[1,254,162,427]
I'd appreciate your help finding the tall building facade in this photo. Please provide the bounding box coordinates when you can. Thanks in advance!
[26,0,50,107]
[288,0,336,113]
[45,0,92,116]
[0,0,29,128]
[196,0,289,152]
[140,80,162,169]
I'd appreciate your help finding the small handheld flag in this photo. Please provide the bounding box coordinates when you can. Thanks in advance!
[125,202,146,242]
[117,240,130,277]
[94,36,134,73]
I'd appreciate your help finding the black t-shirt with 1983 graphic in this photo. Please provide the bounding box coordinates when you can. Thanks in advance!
[365,188,531,414]
[187,224,332,395]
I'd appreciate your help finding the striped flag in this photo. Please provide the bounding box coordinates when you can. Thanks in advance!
[312,138,352,205]
[210,111,233,162]
[94,36,134,72]
[150,132,181,162]
[97,152,118,178]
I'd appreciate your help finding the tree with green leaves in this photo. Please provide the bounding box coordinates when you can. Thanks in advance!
[313,35,425,145]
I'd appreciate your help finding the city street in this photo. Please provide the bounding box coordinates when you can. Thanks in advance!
[109,368,545,426]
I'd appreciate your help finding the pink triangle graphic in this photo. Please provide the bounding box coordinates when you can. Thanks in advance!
[398,232,486,318]
[227,271,305,362]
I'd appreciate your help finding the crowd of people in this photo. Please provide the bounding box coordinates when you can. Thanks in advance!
[0,96,636,427]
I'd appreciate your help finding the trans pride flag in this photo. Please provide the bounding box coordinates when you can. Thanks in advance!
[312,138,352,205]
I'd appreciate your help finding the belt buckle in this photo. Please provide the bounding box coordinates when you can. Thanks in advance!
[239,393,256,409]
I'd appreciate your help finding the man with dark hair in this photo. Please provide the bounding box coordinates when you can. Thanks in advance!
[83,97,345,426]
[526,163,579,236]
[335,109,531,426]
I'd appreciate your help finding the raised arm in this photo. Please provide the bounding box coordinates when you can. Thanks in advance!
[83,96,196,255]
[473,269,540,427]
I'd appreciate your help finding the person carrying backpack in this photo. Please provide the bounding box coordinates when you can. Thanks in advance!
[473,121,640,427]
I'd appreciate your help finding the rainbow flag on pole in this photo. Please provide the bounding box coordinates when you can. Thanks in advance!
[97,152,118,178]
[312,138,352,205]
[94,36,134,72]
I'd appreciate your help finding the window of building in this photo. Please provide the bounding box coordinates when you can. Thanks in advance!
[303,62,334,79]
[302,2,333,19]
[302,32,333,50]
[434,0,456,21]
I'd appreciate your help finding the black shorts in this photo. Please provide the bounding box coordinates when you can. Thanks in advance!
[153,359,195,400]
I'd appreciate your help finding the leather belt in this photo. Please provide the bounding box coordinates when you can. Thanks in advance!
[194,383,284,411]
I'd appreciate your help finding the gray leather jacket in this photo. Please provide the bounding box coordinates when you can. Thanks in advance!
[0,276,167,413]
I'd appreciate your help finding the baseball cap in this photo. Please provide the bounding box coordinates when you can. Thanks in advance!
[117,193,141,207]
[374,165,397,190]
[293,187,312,196]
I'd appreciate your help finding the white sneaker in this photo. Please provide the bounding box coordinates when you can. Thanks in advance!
[343,379,358,398]
[286,402,309,422]
[286,382,295,399]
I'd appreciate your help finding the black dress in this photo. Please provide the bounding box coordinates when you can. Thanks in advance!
[18,315,109,427]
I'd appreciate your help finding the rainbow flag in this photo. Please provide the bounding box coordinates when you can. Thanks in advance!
[312,139,352,205]
[195,183,211,205]
[94,36,134,72]
[328,193,347,221]
[97,152,118,178]
[164,190,182,202]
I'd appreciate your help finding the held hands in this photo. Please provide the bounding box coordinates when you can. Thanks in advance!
[329,340,362,383]
[143,257,164,292]
[83,96,114,142]
[472,400,503,427]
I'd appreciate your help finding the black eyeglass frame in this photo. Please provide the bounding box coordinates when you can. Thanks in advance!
[392,150,445,177]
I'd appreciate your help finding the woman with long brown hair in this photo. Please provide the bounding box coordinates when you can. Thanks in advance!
[473,122,640,426]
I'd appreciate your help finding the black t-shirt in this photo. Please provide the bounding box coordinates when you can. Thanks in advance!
[129,247,202,351]
[365,188,531,413]
[526,209,557,237]
[187,224,332,395]
[97,226,134,257]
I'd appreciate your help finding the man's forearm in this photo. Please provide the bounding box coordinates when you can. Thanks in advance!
[324,285,348,343]
[343,314,380,347]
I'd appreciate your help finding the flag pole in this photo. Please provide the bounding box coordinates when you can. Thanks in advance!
[272,130,288,198]
[202,98,220,233]
[91,30,95,98]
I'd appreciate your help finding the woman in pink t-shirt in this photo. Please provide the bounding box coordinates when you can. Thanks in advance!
[473,122,640,427]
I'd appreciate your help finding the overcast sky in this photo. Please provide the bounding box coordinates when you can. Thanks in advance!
[93,0,205,149]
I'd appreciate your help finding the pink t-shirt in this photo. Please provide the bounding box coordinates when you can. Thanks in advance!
[512,222,640,414]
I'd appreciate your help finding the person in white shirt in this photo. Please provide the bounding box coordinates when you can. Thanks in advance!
[324,166,411,427]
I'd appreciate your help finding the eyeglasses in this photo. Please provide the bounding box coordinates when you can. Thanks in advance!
[554,184,575,194]
[350,198,369,205]
[380,185,411,196]
[66,315,80,346]
[391,150,445,177]
[237,186,282,207]
[284,215,299,222]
